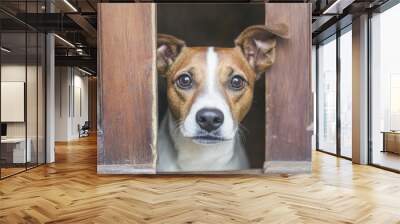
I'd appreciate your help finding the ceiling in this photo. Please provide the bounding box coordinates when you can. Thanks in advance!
[0,0,393,75]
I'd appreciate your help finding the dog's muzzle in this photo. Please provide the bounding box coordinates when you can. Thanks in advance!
[195,108,224,132]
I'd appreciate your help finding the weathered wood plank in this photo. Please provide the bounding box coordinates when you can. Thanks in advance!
[97,3,157,174]
[264,4,312,173]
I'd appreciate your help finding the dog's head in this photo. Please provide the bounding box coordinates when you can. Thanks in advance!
[157,24,288,145]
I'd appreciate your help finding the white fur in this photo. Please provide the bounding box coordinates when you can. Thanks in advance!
[157,112,249,172]
[206,47,218,93]
[157,47,249,172]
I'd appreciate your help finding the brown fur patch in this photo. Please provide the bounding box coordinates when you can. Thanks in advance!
[165,48,207,122]
[214,47,257,122]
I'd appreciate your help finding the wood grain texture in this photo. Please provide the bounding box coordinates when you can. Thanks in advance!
[264,4,312,166]
[1,136,400,223]
[97,4,156,174]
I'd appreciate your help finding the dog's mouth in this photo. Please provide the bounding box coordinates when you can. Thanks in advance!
[191,135,229,145]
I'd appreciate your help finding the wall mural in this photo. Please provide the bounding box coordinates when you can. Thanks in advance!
[97,3,312,174]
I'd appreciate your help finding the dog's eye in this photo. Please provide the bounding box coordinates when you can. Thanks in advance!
[176,72,193,89]
[230,75,246,91]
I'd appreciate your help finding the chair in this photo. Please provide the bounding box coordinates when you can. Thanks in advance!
[78,121,90,138]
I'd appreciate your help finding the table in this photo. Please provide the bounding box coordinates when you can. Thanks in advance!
[382,131,400,154]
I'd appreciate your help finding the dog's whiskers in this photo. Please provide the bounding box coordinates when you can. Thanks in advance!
[237,125,248,145]
[172,119,184,136]
[238,123,249,134]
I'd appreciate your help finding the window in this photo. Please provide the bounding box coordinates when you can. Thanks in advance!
[316,25,353,159]
[340,28,352,158]
[370,3,400,171]
[0,1,47,179]
[317,36,337,154]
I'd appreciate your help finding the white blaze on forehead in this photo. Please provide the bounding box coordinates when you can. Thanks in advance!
[180,46,236,139]
[206,47,219,93]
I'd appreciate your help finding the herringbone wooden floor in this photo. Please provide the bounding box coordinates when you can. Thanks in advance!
[1,136,400,224]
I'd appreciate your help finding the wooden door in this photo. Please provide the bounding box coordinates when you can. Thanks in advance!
[264,3,313,173]
[97,3,157,174]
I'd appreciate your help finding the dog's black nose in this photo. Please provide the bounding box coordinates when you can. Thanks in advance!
[196,108,224,132]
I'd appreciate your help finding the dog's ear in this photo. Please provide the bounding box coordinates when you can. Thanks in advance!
[157,34,186,76]
[235,24,289,79]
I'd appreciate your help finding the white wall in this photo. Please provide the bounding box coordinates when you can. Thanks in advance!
[55,67,69,141]
[1,65,38,138]
[1,64,26,81]
[1,65,26,140]
[71,72,89,138]
[1,63,46,164]
[1,82,25,122]
[55,67,89,141]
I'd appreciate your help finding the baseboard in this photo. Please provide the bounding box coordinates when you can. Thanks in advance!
[98,163,311,175]
[263,161,311,174]
[158,169,264,175]
[97,165,155,174]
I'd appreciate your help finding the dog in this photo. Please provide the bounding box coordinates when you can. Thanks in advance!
[156,24,288,172]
